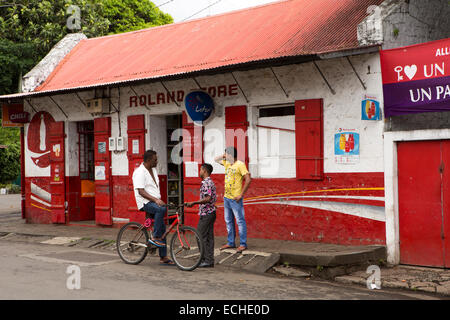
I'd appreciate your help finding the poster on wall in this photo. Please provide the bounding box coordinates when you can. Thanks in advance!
[334,129,360,164]
[361,94,381,120]
[185,161,199,177]
[132,139,139,154]
[380,38,450,117]
[95,165,106,181]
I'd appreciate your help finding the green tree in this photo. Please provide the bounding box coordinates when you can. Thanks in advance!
[0,0,173,95]
[0,126,20,184]
[0,0,173,182]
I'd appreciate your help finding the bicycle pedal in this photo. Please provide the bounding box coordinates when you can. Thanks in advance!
[148,239,166,248]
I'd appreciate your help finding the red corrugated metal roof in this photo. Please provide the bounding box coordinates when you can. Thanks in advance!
[35,0,383,93]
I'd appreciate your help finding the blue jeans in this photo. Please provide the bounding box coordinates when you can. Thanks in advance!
[223,197,247,247]
[140,201,167,258]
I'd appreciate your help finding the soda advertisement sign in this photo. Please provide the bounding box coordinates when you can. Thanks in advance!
[361,95,381,120]
[334,129,360,164]
[380,38,450,117]
[1,103,26,127]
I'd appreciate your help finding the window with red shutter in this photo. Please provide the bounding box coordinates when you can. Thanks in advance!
[225,105,249,168]
[295,99,324,180]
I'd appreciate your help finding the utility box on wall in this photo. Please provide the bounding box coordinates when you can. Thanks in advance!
[86,98,109,114]
[116,137,126,151]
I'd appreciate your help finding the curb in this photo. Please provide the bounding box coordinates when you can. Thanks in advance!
[334,270,450,297]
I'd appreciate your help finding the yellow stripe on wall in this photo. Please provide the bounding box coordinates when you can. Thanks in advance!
[215,187,385,206]
[31,203,51,212]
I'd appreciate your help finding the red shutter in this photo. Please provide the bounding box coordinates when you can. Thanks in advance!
[127,115,147,224]
[49,121,66,223]
[225,105,249,168]
[182,111,204,217]
[295,99,323,180]
[94,117,113,225]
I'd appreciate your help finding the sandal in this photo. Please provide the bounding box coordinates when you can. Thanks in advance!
[160,258,175,266]
[220,244,236,250]
[236,246,247,253]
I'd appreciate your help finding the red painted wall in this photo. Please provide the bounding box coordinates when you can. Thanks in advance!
[24,172,385,245]
[184,172,386,245]
[25,177,52,224]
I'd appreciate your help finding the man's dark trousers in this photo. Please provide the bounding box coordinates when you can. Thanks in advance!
[197,211,216,265]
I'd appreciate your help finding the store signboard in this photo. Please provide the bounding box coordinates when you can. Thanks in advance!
[2,103,27,127]
[380,38,450,117]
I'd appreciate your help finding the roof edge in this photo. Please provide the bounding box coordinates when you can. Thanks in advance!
[0,44,380,102]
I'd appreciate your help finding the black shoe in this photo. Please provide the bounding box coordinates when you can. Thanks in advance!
[198,262,214,268]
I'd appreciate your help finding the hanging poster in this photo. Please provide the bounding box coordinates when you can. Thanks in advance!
[132,139,139,154]
[52,144,61,157]
[185,161,199,177]
[380,38,450,117]
[95,165,106,181]
[334,129,360,164]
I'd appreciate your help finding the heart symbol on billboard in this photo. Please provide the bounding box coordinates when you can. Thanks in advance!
[404,65,417,80]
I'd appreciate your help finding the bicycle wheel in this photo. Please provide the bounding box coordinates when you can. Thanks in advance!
[116,222,149,265]
[170,225,204,271]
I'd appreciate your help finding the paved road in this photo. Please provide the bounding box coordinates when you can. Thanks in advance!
[0,194,21,215]
[0,240,443,301]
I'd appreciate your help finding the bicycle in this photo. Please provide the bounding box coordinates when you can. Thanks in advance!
[116,203,204,271]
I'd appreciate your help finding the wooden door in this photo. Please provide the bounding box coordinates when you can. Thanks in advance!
[127,114,146,224]
[295,99,323,180]
[49,121,66,224]
[94,117,112,225]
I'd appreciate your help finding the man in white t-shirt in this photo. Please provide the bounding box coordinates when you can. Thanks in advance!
[132,150,174,265]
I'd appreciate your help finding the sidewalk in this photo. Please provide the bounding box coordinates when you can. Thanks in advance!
[335,265,450,296]
[0,212,385,273]
[0,194,21,214]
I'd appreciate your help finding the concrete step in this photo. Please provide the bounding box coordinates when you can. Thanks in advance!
[214,248,280,273]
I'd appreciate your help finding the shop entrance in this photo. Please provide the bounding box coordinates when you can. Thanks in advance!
[75,121,95,222]
[397,140,450,268]
[166,114,183,215]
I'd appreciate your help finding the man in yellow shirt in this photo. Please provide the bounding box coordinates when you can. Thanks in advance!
[215,147,251,253]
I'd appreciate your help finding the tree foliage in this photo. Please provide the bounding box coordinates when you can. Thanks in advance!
[0,0,173,182]
[0,127,20,184]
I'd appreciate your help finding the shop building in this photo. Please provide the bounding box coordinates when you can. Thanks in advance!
[1,0,448,251]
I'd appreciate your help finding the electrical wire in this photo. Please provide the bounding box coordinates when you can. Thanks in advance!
[155,0,176,9]
[180,0,223,22]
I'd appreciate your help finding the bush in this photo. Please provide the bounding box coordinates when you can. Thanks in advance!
[0,144,20,184]
[0,183,21,194]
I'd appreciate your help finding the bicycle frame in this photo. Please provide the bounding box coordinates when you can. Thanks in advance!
[135,204,192,250]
